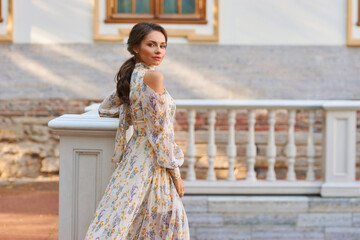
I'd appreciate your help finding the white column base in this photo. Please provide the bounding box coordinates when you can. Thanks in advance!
[321,182,360,197]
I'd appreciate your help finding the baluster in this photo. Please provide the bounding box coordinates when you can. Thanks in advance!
[246,109,257,181]
[306,110,315,181]
[206,109,217,181]
[227,109,237,181]
[266,110,276,181]
[286,109,297,181]
[186,109,197,181]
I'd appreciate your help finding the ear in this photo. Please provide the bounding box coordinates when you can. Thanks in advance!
[133,46,139,54]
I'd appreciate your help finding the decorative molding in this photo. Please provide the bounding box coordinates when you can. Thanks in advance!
[0,0,3,22]
[346,0,360,46]
[0,0,13,42]
[93,0,219,43]
[73,149,103,239]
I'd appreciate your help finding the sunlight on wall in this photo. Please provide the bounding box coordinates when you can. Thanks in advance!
[163,58,253,99]
[45,44,114,75]
[14,0,92,43]
[5,51,101,98]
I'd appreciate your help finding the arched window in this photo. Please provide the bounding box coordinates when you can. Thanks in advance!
[105,0,207,24]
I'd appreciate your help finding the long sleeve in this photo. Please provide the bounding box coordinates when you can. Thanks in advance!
[140,82,184,178]
[167,167,181,179]
[98,89,132,164]
[98,89,121,118]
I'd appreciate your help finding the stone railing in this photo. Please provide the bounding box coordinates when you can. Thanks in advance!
[48,100,360,239]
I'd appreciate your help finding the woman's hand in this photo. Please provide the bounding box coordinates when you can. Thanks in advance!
[172,177,185,198]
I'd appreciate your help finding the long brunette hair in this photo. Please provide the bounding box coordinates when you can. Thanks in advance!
[115,22,168,104]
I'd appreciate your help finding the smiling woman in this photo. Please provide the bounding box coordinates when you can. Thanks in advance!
[105,0,207,24]
[84,22,190,239]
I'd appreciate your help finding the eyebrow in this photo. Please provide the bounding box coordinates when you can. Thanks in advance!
[147,40,167,44]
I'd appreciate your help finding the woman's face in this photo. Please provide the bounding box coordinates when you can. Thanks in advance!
[133,30,167,66]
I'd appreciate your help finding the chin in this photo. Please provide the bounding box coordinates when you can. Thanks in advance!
[149,58,162,64]
[152,61,161,66]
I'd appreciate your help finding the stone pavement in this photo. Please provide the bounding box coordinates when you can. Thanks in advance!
[0,179,59,240]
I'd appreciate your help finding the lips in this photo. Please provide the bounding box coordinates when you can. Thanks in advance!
[153,57,161,60]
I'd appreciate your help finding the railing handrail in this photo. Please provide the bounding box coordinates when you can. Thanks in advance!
[86,99,360,109]
[177,99,360,109]
[48,113,118,131]
[51,99,360,131]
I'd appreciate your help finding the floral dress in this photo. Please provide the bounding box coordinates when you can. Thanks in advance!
[84,62,190,240]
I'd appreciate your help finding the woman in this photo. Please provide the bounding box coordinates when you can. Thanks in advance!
[85,22,190,239]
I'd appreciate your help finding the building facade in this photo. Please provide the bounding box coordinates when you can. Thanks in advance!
[0,0,360,100]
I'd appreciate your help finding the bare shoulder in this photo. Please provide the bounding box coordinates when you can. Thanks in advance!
[143,70,165,94]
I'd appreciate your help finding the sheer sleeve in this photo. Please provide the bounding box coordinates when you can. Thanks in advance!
[140,82,184,178]
[98,89,121,118]
[167,167,181,179]
[98,89,132,165]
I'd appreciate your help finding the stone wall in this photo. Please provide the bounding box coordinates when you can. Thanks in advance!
[1,44,360,101]
[182,195,360,240]
[0,99,92,180]
[1,100,359,180]
[1,43,360,180]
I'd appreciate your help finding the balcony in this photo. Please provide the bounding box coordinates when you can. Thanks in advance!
[48,99,360,239]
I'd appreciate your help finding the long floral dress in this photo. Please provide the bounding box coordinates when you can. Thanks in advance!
[84,62,190,240]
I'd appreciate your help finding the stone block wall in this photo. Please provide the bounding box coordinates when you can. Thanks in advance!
[1,43,360,180]
[182,195,360,240]
[0,99,92,179]
[1,44,360,101]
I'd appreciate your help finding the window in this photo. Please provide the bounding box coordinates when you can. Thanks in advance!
[105,0,207,24]
[357,0,360,26]
[0,0,3,22]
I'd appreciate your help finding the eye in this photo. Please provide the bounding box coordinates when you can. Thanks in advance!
[161,45,167,49]
[148,43,154,47]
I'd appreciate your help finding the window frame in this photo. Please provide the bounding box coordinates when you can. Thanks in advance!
[105,0,207,24]
[357,0,360,26]
[0,0,3,22]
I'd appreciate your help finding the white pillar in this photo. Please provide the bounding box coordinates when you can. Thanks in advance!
[226,109,237,181]
[186,109,197,181]
[246,109,257,181]
[266,110,277,181]
[206,109,217,181]
[321,103,360,197]
[286,110,297,181]
[48,112,121,240]
[306,110,316,181]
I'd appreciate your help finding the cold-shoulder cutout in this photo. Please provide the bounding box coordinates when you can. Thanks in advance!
[139,70,184,170]
[143,70,166,95]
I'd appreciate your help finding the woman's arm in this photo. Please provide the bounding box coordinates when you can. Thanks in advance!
[98,89,121,118]
[140,71,185,176]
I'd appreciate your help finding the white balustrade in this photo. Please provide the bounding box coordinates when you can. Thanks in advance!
[206,109,217,181]
[246,109,257,181]
[49,99,360,239]
[321,102,360,196]
[226,109,237,181]
[266,110,277,181]
[306,110,316,181]
[286,110,297,181]
[186,109,197,181]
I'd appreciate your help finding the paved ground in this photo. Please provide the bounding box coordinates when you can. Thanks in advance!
[0,181,59,240]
